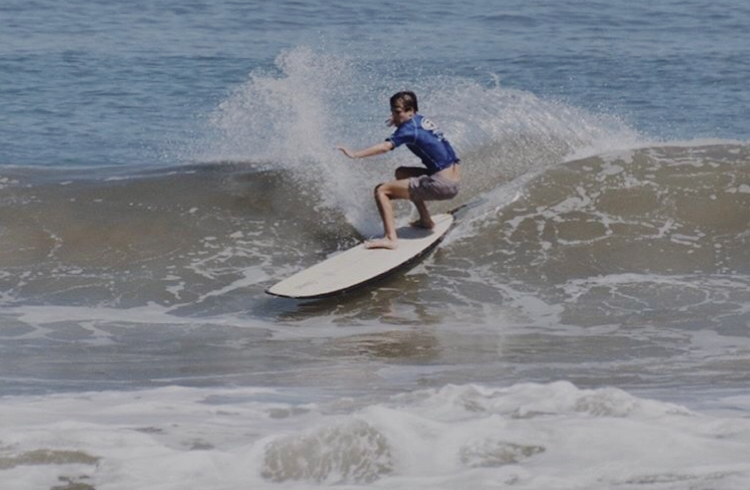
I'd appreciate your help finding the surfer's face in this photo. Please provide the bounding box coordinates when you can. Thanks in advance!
[389,104,415,126]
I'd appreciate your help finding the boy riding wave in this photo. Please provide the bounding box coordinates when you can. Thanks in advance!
[337,91,460,249]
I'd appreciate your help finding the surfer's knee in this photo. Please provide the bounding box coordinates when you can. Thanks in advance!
[374,180,410,201]
[374,183,386,200]
[374,183,399,204]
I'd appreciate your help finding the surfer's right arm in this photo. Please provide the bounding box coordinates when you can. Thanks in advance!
[336,141,394,159]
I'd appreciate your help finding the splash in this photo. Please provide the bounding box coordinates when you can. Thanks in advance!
[203,47,380,231]
[208,47,349,164]
[200,47,642,235]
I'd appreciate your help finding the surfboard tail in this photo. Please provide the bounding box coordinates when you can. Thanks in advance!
[449,198,485,219]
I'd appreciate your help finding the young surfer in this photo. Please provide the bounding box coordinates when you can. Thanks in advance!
[336,91,460,249]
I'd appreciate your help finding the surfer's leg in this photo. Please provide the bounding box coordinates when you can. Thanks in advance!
[406,175,436,229]
[408,174,459,229]
[394,168,435,229]
[411,198,434,230]
[367,179,411,250]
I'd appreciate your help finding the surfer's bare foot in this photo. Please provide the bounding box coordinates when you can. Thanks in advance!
[410,218,435,229]
[365,238,398,250]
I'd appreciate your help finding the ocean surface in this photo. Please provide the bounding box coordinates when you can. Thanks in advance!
[2,1,750,488]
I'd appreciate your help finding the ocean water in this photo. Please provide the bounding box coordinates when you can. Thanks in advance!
[2,0,750,488]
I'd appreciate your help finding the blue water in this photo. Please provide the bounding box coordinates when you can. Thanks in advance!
[3,1,750,489]
[2,0,748,168]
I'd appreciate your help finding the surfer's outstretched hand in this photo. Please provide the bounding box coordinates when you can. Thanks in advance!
[336,145,356,159]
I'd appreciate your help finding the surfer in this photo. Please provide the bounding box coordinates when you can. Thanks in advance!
[336,91,460,249]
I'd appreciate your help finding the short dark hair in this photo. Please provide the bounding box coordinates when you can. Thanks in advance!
[390,91,418,112]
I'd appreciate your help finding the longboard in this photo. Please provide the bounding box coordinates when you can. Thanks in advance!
[266,213,454,299]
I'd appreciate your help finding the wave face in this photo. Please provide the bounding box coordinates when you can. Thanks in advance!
[3,143,750,318]
[0,47,645,312]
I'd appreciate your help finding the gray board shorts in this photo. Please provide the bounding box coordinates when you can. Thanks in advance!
[408,173,459,202]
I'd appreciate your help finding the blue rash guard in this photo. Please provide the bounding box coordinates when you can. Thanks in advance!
[386,114,459,174]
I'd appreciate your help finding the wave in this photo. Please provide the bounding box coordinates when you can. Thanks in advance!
[440,142,750,336]
[2,47,749,317]
[2,382,750,489]
[458,142,750,278]
[2,141,748,312]
[0,163,357,309]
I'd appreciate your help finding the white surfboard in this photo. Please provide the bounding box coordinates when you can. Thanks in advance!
[266,213,454,299]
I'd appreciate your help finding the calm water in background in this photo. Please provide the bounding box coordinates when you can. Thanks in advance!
[2,1,750,489]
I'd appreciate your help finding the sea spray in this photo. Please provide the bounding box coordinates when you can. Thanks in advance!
[203,47,378,232]
[200,47,641,236]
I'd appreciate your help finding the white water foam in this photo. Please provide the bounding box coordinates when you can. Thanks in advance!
[1,382,750,489]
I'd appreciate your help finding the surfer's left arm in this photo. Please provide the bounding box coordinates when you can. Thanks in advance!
[336,141,394,159]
